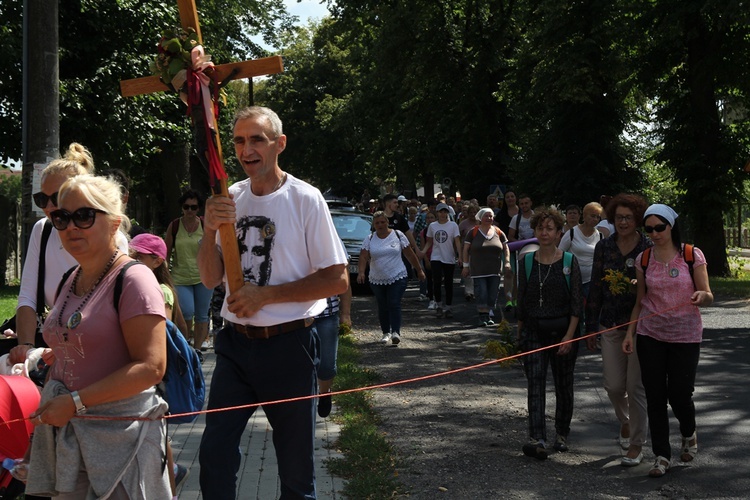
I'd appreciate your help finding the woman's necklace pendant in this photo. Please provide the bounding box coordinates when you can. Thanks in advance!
[669,267,679,278]
[67,310,83,330]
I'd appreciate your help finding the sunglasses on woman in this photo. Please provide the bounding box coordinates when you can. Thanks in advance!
[644,223,668,233]
[33,191,58,209]
[50,207,108,230]
[183,204,199,211]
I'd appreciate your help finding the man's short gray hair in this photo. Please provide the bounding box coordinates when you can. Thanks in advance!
[233,106,283,137]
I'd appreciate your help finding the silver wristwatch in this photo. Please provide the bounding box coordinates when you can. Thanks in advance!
[70,391,87,415]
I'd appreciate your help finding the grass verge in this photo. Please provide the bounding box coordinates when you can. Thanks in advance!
[710,270,750,298]
[0,285,19,322]
[326,330,406,498]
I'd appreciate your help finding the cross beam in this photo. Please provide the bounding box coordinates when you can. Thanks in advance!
[120,0,284,293]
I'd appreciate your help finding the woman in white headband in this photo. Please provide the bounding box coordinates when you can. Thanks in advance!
[623,203,713,478]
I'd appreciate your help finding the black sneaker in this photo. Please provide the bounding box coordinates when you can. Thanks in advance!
[195,349,204,364]
[522,439,548,460]
[318,392,332,418]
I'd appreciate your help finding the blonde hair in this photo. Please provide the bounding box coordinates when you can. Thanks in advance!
[42,143,95,182]
[583,202,603,216]
[58,174,131,234]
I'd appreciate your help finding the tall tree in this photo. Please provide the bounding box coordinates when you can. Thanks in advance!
[635,0,750,276]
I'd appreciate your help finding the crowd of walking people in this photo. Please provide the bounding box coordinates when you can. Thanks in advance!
[2,107,713,499]
[359,189,713,479]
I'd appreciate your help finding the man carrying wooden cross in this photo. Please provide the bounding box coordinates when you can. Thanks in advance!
[197,106,348,499]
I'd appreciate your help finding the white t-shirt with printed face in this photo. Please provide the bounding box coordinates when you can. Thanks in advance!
[427,220,460,264]
[219,173,348,326]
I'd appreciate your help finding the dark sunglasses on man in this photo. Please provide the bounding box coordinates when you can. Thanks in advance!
[33,191,58,209]
[644,223,668,233]
[183,204,199,211]
[50,207,107,231]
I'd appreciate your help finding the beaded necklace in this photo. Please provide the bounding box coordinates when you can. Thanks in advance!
[57,250,120,333]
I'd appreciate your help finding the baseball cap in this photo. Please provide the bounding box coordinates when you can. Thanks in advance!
[129,233,167,260]
[436,202,450,212]
[397,195,407,202]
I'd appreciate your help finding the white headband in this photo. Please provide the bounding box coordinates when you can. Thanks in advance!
[644,204,678,226]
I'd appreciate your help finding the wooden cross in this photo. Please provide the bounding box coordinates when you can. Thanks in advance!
[120,0,283,294]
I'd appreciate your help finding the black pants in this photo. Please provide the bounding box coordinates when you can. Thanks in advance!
[431,260,455,306]
[637,334,700,459]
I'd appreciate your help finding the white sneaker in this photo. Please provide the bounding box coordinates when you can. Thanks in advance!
[419,294,428,301]
[391,332,400,345]
[380,333,391,343]
[200,341,209,351]
[427,300,437,310]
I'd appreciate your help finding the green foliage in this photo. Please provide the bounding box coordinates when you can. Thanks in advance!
[0,169,21,200]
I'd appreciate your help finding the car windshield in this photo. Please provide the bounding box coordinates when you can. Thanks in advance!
[331,212,372,242]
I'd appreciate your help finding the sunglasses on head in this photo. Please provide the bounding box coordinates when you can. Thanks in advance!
[183,204,199,211]
[644,223,668,233]
[50,207,108,230]
[33,191,58,209]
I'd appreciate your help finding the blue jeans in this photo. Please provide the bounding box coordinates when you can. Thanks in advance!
[473,275,501,313]
[199,324,319,499]
[176,282,213,322]
[315,314,339,381]
[369,277,408,335]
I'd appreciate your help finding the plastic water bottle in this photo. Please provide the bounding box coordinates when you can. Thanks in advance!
[2,457,28,482]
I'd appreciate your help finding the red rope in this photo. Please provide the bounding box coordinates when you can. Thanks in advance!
[1,301,691,427]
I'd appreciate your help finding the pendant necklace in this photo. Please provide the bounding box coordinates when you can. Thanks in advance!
[538,256,554,307]
[57,251,120,336]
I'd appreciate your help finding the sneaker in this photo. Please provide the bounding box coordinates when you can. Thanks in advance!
[443,309,453,319]
[195,349,204,364]
[318,391,333,418]
[436,307,443,318]
[427,300,437,310]
[200,340,210,351]
[553,435,569,452]
[391,332,401,345]
[419,294,428,301]
[522,438,548,460]
[174,464,190,493]
[380,333,392,343]
[504,300,513,312]
[486,318,496,326]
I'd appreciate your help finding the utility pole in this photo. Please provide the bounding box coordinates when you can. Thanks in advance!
[21,0,59,262]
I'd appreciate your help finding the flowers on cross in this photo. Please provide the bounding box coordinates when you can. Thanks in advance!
[151,27,200,91]
[602,269,636,295]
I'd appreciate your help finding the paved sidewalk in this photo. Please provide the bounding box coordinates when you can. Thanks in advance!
[167,350,346,499]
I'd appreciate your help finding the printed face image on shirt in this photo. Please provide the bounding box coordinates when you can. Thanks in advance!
[434,229,449,244]
[236,215,276,286]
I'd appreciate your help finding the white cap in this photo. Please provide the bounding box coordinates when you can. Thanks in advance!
[397,195,407,202]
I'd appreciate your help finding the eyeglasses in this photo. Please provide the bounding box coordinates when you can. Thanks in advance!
[183,204,199,211]
[50,207,107,230]
[33,191,58,209]
[644,223,668,233]
[615,215,634,223]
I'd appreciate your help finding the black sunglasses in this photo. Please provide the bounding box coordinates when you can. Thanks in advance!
[33,191,58,209]
[644,223,668,233]
[183,204,199,211]
[50,207,108,230]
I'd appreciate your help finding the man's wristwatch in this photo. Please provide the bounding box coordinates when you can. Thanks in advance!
[70,391,87,415]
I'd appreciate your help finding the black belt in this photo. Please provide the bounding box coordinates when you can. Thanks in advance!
[229,317,314,339]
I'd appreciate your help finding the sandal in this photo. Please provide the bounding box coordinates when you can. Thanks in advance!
[680,431,698,462]
[648,456,671,478]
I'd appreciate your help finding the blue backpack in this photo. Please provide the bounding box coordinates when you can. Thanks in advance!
[111,262,205,423]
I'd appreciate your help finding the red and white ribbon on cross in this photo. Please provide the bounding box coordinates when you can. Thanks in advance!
[177,45,227,186]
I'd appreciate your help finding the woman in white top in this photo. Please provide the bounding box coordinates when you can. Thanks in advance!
[358,211,424,345]
[558,202,603,298]
[421,203,462,318]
